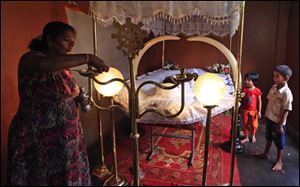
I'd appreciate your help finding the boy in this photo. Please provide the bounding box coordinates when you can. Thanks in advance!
[253,65,293,172]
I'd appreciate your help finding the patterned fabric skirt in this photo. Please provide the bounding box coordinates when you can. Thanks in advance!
[7,98,91,186]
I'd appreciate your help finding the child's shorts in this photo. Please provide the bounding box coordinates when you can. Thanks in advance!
[265,118,286,149]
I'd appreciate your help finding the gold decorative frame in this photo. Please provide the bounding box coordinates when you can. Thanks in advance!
[86,1,246,186]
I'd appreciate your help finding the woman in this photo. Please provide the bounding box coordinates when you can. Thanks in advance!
[7,21,109,185]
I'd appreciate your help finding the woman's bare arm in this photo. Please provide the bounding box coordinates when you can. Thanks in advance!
[19,52,108,74]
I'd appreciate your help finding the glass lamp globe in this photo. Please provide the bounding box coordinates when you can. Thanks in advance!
[93,67,124,97]
[194,73,226,106]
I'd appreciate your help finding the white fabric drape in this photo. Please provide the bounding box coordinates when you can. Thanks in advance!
[89,1,241,37]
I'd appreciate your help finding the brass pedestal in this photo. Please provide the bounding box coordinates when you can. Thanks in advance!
[92,164,112,181]
[103,175,129,186]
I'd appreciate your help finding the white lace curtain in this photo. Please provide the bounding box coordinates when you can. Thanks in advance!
[89,1,241,37]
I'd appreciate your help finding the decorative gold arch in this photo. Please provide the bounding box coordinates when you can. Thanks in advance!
[132,35,180,78]
[132,35,242,86]
[88,1,246,186]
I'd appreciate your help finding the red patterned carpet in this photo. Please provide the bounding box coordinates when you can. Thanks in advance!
[105,113,241,186]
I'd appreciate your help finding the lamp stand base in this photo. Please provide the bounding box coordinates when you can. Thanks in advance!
[92,164,112,181]
[221,139,245,154]
[103,175,129,186]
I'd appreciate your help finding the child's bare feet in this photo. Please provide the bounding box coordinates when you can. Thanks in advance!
[272,161,283,172]
[252,153,270,160]
[252,135,256,143]
[241,137,249,144]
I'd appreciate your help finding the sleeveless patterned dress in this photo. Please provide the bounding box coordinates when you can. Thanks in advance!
[8,56,92,186]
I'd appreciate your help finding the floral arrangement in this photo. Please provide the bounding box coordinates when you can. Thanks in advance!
[163,60,180,70]
[206,63,231,75]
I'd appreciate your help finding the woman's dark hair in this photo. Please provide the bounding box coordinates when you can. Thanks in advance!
[28,21,76,51]
[244,72,259,83]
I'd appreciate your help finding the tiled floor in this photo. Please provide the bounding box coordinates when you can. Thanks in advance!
[236,120,299,186]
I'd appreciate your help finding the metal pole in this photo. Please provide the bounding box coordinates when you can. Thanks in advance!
[229,37,232,52]
[162,40,165,69]
[92,93,111,180]
[103,99,128,186]
[111,99,118,179]
[202,105,216,186]
[229,1,245,186]
[97,94,106,166]
[129,61,140,186]
[91,12,112,181]
[162,19,166,69]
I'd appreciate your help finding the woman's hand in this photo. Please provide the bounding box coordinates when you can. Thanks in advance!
[87,54,109,73]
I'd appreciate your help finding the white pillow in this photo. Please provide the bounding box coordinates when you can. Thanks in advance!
[155,83,180,97]
[154,82,195,105]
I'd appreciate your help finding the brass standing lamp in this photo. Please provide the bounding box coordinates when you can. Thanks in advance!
[194,73,227,186]
[93,67,128,186]
[89,12,111,181]
[79,55,193,186]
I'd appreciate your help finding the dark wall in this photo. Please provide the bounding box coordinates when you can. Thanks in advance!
[139,1,299,141]
[285,1,299,141]
[138,35,230,75]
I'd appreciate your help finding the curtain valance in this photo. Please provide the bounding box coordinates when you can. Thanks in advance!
[89,1,241,37]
